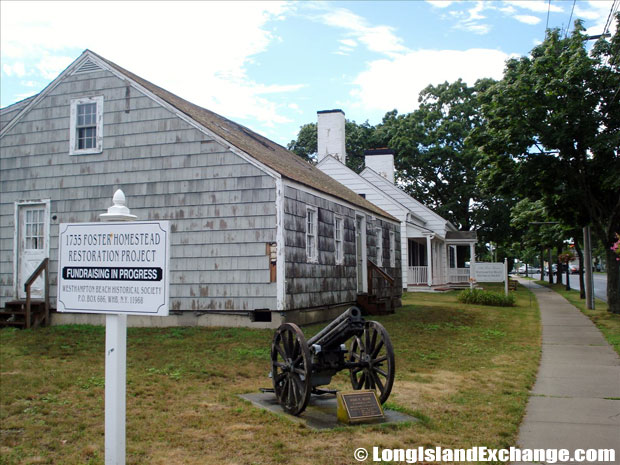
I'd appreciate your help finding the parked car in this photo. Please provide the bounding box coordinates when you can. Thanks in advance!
[544,264,558,276]
[569,264,579,274]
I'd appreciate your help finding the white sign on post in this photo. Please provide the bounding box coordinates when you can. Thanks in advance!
[57,221,170,316]
[56,190,170,465]
[474,262,506,282]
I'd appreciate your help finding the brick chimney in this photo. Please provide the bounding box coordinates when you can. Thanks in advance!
[317,109,346,164]
[364,149,395,184]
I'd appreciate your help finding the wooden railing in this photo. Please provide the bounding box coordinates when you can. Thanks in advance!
[367,259,395,296]
[24,258,49,329]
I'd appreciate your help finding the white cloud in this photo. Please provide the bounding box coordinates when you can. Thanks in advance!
[500,5,517,15]
[460,23,492,34]
[467,1,486,21]
[2,62,26,77]
[0,1,300,125]
[504,1,563,14]
[36,55,74,79]
[340,38,358,47]
[514,15,542,25]
[452,1,492,35]
[426,1,454,8]
[318,6,407,57]
[351,48,512,113]
[574,1,617,36]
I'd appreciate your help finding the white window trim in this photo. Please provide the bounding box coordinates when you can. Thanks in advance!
[306,206,319,263]
[376,226,383,267]
[389,230,396,268]
[334,215,344,265]
[69,96,104,155]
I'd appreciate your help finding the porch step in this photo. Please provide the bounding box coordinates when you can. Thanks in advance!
[0,300,50,329]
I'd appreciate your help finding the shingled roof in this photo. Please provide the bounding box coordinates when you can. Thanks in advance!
[88,51,396,222]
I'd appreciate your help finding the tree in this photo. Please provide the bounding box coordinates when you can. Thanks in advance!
[379,79,495,231]
[477,18,620,312]
[287,120,381,171]
[287,122,317,163]
[287,79,513,244]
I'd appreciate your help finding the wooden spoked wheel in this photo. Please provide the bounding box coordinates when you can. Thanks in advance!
[271,323,312,416]
[348,321,395,404]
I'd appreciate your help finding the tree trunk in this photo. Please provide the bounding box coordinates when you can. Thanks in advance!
[556,243,563,285]
[575,241,585,299]
[606,247,620,314]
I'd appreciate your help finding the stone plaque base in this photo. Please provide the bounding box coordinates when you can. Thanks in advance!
[337,390,385,424]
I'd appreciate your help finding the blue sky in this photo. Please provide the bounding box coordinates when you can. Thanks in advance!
[1,1,616,146]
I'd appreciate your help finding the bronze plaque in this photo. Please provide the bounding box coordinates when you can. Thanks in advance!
[338,390,384,423]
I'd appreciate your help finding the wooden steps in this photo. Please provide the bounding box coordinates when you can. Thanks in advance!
[0,300,49,329]
[356,293,394,316]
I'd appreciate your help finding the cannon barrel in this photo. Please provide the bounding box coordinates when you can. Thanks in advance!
[307,306,363,349]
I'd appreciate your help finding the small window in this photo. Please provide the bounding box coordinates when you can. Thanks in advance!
[376,227,383,267]
[334,216,344,265]
[25,208,45,250]
[306,206,318,263]
[70,96,103,155]
[389,231,396,268]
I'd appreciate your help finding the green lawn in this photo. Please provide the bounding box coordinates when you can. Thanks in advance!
[1,283,540,465]
[534,280,620,355]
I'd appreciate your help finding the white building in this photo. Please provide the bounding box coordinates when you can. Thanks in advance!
[316,110,477,290]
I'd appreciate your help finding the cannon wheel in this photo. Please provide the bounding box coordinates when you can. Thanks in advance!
[271,323,312,416]
[348,321,395,404]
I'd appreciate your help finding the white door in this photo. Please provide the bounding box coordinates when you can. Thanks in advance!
[16,203,50,299]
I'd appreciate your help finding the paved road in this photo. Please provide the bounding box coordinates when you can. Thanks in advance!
[514,279,620,464]
[566,273,608,302]
[518,272,607,302]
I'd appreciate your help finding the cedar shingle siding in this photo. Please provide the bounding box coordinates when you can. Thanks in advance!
[1,50,401,327]
[0,67,277,315]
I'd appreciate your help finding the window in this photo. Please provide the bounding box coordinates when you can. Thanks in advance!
[376,227,383,267]
[334,216,344,265]
[25,208,45,250]
[389,231,396,267]
[306,206,318,262]
[70,96,103,155]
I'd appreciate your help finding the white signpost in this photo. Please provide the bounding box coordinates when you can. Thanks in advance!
[57,190,169,465]
[473,260,509,295]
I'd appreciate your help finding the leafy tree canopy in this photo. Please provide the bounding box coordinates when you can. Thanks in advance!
[476,16,620,312]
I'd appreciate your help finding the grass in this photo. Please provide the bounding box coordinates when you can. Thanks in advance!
[534,280,620,355]
[1,283,540,465]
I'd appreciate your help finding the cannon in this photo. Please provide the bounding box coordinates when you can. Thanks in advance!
[270,307,395,415]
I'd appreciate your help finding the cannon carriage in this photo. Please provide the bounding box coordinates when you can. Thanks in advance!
[270,307,395,415]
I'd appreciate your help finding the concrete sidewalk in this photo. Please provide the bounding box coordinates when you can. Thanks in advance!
[515,279,620,464]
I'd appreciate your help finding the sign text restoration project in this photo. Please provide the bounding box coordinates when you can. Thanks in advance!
[57,221,170,315]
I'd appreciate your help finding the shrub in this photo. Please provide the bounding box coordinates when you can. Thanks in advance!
[458,288,516,307]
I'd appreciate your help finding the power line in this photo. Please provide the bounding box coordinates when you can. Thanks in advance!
[545,0,551,38]
[602,0,619,36]
[565,0,576,39]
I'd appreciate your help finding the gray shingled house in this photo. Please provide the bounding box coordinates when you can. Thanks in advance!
[0,50,401,328]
